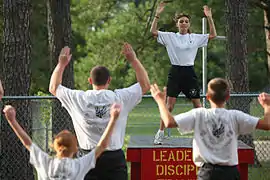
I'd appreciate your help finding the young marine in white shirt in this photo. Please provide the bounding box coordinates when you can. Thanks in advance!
[150,1,217,144]
[49,43,150,180]
[150,78,270,180]
[3,103,121,180]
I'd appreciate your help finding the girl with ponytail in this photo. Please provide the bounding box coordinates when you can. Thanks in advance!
[3,103,121,180]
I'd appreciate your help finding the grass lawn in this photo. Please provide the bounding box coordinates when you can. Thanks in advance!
[123,98,270,180]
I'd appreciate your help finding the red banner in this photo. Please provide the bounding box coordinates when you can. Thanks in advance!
[141,148,198,180]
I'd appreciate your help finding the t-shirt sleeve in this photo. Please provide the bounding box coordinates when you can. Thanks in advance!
[174,109,197,134]
[157,31,174,46]
[29,143,50,170]
[235,110,259,135]
[114,83,142,112]
[194,34,209,48]
[55,84,84,113]
[77,150,96,175]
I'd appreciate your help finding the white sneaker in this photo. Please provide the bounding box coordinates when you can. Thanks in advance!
[154,130,165,145]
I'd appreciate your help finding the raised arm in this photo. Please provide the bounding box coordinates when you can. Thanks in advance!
[150,2,166,37]
[122,43,150,94]
[3,105,32,150]
[256,92,270,130]
[95,104,121,158]
[0,79,3,100]
[150,84,177,128]
[203,5,217,40]
[49,47,72,96]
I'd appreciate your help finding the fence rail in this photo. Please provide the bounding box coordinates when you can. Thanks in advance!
[0,93,269,180]
[1,93,262,99]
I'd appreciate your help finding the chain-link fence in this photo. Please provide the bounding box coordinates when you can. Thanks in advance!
[0,94,269,180]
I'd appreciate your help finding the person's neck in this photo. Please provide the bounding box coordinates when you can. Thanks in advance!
[56,153,73,159]
[179,30,188,35]
[210,101,226,108]
[93,85,107,90]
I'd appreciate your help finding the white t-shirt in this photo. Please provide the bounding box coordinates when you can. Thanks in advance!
[56,83,142,150]
[174,108,259,167]
[157,31,209,66]
[29,143,96,180]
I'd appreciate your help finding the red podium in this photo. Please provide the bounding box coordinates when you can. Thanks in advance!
[127,136,254,180]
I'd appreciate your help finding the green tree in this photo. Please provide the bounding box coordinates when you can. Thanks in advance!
[250,0,270,84]
[72,1,224,90]
[225,0,261,166]
[47,0,74,134]
[70,0,268,93]
[30,0,50,94]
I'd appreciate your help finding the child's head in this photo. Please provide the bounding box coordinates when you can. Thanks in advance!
[52,130,78,158]
[207,78,230,105]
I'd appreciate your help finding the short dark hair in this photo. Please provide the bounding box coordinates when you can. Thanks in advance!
[173,13,191,23]
[207,78,230,104]
[90,66,110,86]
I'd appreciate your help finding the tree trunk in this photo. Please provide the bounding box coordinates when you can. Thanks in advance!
[47,0,74,134]
[264,10,270,82]
[225,0,261,166]
[0,0,33,179]
[225,0,249,94]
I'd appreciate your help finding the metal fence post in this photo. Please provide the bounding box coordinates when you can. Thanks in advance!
[202,17,207,108]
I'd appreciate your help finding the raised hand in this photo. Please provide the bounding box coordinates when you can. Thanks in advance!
[203,5,212,17]
[3,105,16,122]
[150,84,167,103]
[122,43,137,62]
[156,2,166,15]
[58,46,72,67]
[110,103,121,121]
[258,92,270,108]
[3,105,32,150]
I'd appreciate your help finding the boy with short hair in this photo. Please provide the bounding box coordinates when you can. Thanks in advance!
[150,78,270,180]
[49,43,150,180]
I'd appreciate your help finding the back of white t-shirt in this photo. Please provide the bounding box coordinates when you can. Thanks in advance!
[174,108,259,166]
[29,143,96,180]
[56,83,142,150]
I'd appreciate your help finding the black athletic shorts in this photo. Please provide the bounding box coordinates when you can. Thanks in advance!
[166,65,200,99]
[81,149,127,180]
[197,163,240,180]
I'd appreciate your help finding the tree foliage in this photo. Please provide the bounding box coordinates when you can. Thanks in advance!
[0,0,267,94]
[71,0,268,92]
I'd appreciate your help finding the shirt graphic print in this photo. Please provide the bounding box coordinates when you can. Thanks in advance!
[95,105,110,118]
[199,116,234,153]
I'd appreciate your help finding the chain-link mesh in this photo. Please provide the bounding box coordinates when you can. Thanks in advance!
[0,99,34,180]
[0,97,73,180]
[0,94,269,180]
